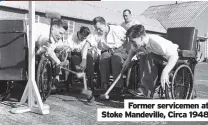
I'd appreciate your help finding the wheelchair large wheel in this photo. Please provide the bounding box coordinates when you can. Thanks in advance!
[0,81,10,101]
[126,60,140,91]
[171,64,193,99]
[37,56,53,101]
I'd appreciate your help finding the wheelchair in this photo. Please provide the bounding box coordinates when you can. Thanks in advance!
[36,48,71,101]
[0,20,28,101]
[126,27,198,99]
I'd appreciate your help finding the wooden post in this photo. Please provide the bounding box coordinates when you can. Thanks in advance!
[11,1,49,115]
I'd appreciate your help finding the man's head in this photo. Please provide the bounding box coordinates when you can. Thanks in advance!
[51,19,68,42]
[126,24,146,49]
[123,9,132,23]
[77,26,91,41]
[92,16,108,35]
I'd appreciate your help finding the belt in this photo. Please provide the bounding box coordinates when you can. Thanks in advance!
[71,52,81,56]
[101,48,118,54]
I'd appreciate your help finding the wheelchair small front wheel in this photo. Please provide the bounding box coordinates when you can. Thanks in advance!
[171,64,193,99]
[37,56,53,101]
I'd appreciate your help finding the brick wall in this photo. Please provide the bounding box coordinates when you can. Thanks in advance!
[0,7,94,40]
[0,7,26,20]
[74,20,93,33]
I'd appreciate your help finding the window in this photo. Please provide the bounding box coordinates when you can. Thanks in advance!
[24,14,40,24]
[68,20,75,34]
[63,20,75,41]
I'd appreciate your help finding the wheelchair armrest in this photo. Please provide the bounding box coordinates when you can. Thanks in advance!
[178,50,196,58]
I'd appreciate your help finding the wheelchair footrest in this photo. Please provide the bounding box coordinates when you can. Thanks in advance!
[126,89,145,97]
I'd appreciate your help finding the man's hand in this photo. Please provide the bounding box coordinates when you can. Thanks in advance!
[160,69,169,90]
[59,60,69,67]
[76,72,85,78]
[120,49,136,74]
[79,59,87,71]
[36,47,46,55]
[121,59,130,74]
[160,54,178,90]
[43,45,53,53]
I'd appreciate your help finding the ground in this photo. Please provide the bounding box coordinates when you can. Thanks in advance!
[0,63,208,125]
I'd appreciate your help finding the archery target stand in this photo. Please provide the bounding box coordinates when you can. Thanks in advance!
[11,1,50,115]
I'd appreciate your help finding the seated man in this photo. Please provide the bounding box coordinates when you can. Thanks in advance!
[35,19,69,81]
[64,26,96,90]
[121,24,179,98]
[81,16,128,93]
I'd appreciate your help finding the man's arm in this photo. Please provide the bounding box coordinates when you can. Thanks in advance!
[43,46,61,65]
[164,55,179,74]
[160,38,179,88]
[81,41,90,60]
[55,43,72,52]
[79,41,91,70]
[112,25,129,53]
[160,54,178,89]
[79,33,98,70]
[56,34,74,52]
[121,49,136,74]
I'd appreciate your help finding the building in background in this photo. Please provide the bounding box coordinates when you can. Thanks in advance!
[1,1,208,61]
[142,1,208,61]
[0,1,166,40]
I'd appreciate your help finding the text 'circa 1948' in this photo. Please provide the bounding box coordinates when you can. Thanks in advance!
[97,100,208,121]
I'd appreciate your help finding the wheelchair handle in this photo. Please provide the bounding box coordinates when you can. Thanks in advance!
[45,11,61,19]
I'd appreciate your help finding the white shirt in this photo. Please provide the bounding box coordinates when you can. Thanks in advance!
[121,19,141,30]
[65,33,86,52]
[34,23,63,51]
[133,34,179,59]
[86,25,126,51]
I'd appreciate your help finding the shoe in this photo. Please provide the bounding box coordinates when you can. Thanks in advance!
[101,83,108,90]
[120,88,126,97]
[112,87,122,93]
[87,96,95,103]
[53,78,59,86]
[153,86,162,99]
[127,89,145,97]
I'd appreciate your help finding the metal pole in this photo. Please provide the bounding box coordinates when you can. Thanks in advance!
[205,33,208,62]
[11,1,49,115]
[28,0,35,108]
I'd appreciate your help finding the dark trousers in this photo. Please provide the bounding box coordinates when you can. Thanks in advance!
[139,53,167,97]
[69,52,94,88]
[99,50,127,88]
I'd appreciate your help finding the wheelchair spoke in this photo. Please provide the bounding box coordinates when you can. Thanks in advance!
[172,64,193,99]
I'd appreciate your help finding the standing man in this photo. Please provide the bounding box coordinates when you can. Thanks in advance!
[121,9,141,93]
[121,9,141,53]
[80,16,128,93]
[121,9,141,30]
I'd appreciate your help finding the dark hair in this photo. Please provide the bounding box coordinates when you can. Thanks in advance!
[52,19,68,31]
[79,26,90,37]
[123,9,131,14]
[126,24,146,40]
[92,16,106,25]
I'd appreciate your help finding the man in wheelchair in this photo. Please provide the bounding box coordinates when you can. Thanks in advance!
[121,24,179,98]
[81,16,130,94]
[35,19,69,82]
[63,26,96,91]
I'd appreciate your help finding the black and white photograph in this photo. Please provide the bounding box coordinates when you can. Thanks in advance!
[0,1,208,125]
